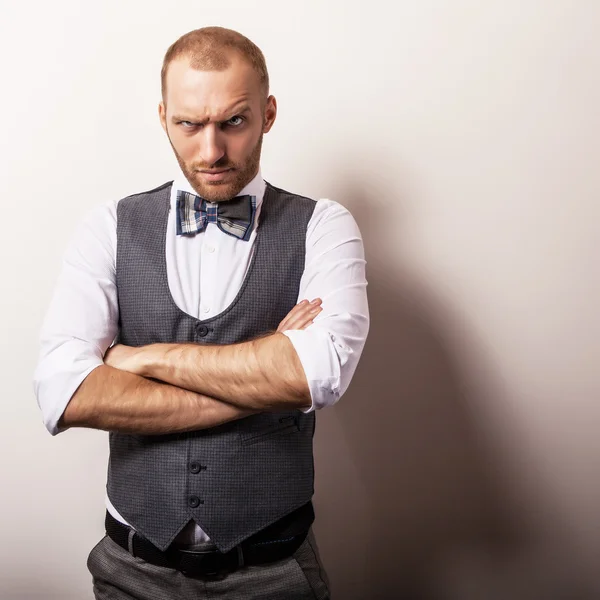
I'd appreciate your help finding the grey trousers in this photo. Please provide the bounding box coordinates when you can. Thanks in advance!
[87,529,331,599]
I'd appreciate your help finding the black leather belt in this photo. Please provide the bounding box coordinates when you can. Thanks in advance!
[105,511,308,578]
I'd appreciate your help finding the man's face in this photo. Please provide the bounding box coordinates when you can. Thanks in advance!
[159,54,276,202]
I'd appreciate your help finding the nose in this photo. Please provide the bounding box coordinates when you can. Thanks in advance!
[199,125,226,166]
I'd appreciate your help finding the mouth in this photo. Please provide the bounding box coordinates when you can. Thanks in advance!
[197,168,233,182]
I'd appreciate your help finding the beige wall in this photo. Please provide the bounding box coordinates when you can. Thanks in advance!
[1,1,598,598]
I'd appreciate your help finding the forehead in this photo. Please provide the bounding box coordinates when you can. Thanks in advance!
[164,55,262,116]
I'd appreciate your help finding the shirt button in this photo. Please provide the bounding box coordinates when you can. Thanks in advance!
[202,306,210,314]
[196,325,209,337]
[188,495,203,508]
[206,245,215,253]
[190,461,201,474]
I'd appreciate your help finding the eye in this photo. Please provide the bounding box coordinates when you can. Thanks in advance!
[225,115,244,127]
[177,121,199,132]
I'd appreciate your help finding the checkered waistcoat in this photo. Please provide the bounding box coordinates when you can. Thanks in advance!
[107,181,317,553]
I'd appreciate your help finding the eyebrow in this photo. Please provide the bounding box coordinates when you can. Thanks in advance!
[171,104,251,125]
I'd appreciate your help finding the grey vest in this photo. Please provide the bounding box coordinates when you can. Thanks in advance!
[107,181,317,553]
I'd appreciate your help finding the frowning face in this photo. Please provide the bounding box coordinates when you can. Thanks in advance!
[159,53,277,202]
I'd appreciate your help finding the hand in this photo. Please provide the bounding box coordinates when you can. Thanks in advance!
[104,344,146,375]
[277,298,322,332]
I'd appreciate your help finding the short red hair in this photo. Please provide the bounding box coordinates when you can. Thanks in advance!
[161,26,270,101]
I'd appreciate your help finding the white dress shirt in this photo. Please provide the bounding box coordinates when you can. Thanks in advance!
[33,168,370,543]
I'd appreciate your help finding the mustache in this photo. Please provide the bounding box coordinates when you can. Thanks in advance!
[192,160,236,171]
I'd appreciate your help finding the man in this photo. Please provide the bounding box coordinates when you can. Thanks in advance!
[34,26,369,599]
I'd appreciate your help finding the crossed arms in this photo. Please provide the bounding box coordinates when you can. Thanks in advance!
[34,198,369,437]
[60,300,322,435]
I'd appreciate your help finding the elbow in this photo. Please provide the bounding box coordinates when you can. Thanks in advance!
[55,403,77,434]
[281,327,347,411]
[297,375,341,413]
[296,383,313,411]
[33,346,106,436]
[34,372,95,436]
[42,399,75,436]
[40,408,67,437]
[33,380,66,437]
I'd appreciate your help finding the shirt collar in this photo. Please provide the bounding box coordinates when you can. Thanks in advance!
[171,167,266,209]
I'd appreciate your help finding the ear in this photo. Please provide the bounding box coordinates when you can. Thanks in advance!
[263,95,277,133]
[158,102,167,133]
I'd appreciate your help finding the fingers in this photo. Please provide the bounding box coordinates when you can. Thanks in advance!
[277,299,319,332]
[277,298,322,332]
[277,300,309,331]
[286,300,322,330]
[299,318,315,330]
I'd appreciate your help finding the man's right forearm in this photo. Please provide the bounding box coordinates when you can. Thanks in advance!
[59,364,256,435]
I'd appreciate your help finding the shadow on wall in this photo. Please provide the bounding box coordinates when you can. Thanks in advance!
[311,174,593,600]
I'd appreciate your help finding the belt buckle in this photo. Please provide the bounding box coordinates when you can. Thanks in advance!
[178,547,234,579]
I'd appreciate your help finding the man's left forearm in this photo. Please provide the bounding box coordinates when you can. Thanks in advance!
[132,333,311,411]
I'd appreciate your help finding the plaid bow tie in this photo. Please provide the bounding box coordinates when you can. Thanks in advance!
[176,190,256,241]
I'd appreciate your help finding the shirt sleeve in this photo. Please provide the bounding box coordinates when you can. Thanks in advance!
[32,201,119,435]
[282,199,370,411]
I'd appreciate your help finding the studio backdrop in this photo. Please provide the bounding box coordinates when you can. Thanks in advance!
[1,1,598,598]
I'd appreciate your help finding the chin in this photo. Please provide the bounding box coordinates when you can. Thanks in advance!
[194,183,239,203]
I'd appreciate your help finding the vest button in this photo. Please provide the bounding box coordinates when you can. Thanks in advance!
[188,495,203,508]
[190,461,201,474]
[196,325,209,337]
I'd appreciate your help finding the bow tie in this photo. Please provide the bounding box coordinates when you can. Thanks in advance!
[175,190,256,241]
